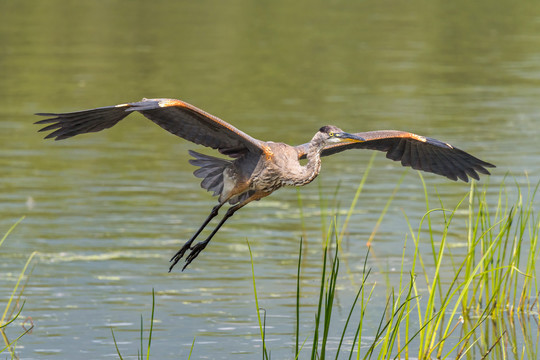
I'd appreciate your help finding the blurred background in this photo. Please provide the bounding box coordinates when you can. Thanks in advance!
[1,0,539,358]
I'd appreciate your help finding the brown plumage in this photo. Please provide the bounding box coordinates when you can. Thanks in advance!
[35,98,495,271]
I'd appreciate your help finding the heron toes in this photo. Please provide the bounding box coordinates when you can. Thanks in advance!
[182,240,209,271]
[168,242,192,272]
[168,240,210,272]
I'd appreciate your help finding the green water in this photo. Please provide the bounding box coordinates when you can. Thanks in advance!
[1,0,539,358]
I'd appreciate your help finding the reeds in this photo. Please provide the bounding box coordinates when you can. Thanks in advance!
[0,217,36,358]
[248,175,539,359]
[111,289,160,360]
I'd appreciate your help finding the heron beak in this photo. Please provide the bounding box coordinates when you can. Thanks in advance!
[336,132,365,143]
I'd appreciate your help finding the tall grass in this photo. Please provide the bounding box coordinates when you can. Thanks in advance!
[111,290,157,360]
[111,289,197,360]
[0,217,36,358]
[249,176,539,359]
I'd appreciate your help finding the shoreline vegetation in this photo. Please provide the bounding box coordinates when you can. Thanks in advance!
[1,216,35,358]
[249,176,539,359]
[2,175,538,359]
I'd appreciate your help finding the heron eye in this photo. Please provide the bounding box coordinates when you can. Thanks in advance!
[329,131,334,137]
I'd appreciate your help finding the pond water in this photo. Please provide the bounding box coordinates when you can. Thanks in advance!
[1,0,539,358]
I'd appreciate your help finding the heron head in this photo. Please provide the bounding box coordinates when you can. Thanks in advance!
[319,125,365,144]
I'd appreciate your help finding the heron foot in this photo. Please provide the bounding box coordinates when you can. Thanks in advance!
[182,240,209,271]
[168,239,210,272]
[168,241,192,272]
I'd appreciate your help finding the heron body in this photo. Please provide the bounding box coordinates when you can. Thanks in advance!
[35,98,495,271]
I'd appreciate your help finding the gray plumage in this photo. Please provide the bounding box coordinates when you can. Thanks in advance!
[35,98,495,271]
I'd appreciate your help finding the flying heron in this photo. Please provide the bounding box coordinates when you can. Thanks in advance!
[35,98,495,271]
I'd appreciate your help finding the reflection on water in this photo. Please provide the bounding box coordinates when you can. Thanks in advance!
[1,0,539,358]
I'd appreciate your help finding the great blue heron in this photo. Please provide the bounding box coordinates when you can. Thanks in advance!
[35,98,495,271]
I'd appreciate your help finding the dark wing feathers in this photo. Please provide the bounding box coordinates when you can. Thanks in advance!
[35,98,263,156]
[296,130,494,182]
[35,105,131,140]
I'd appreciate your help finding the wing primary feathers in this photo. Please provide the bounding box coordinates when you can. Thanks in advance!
[417,144,433,173]
[430,147,457,180]
[453,152,481,181]
[38,122,63,132]
[35,105,131,140]
[434,149,462,181]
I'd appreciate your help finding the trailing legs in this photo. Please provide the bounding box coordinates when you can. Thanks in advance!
[168,203,224,272]
[168,192,266,272]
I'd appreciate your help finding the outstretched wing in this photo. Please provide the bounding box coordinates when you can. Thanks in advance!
[35,98,264,157]
[296,130,495,182]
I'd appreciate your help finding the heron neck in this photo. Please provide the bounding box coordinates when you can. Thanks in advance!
[297,141,323,186]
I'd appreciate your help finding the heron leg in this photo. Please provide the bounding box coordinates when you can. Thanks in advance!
[168,203,223,272]
[181,192,267,271]
[181,205,240,271]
